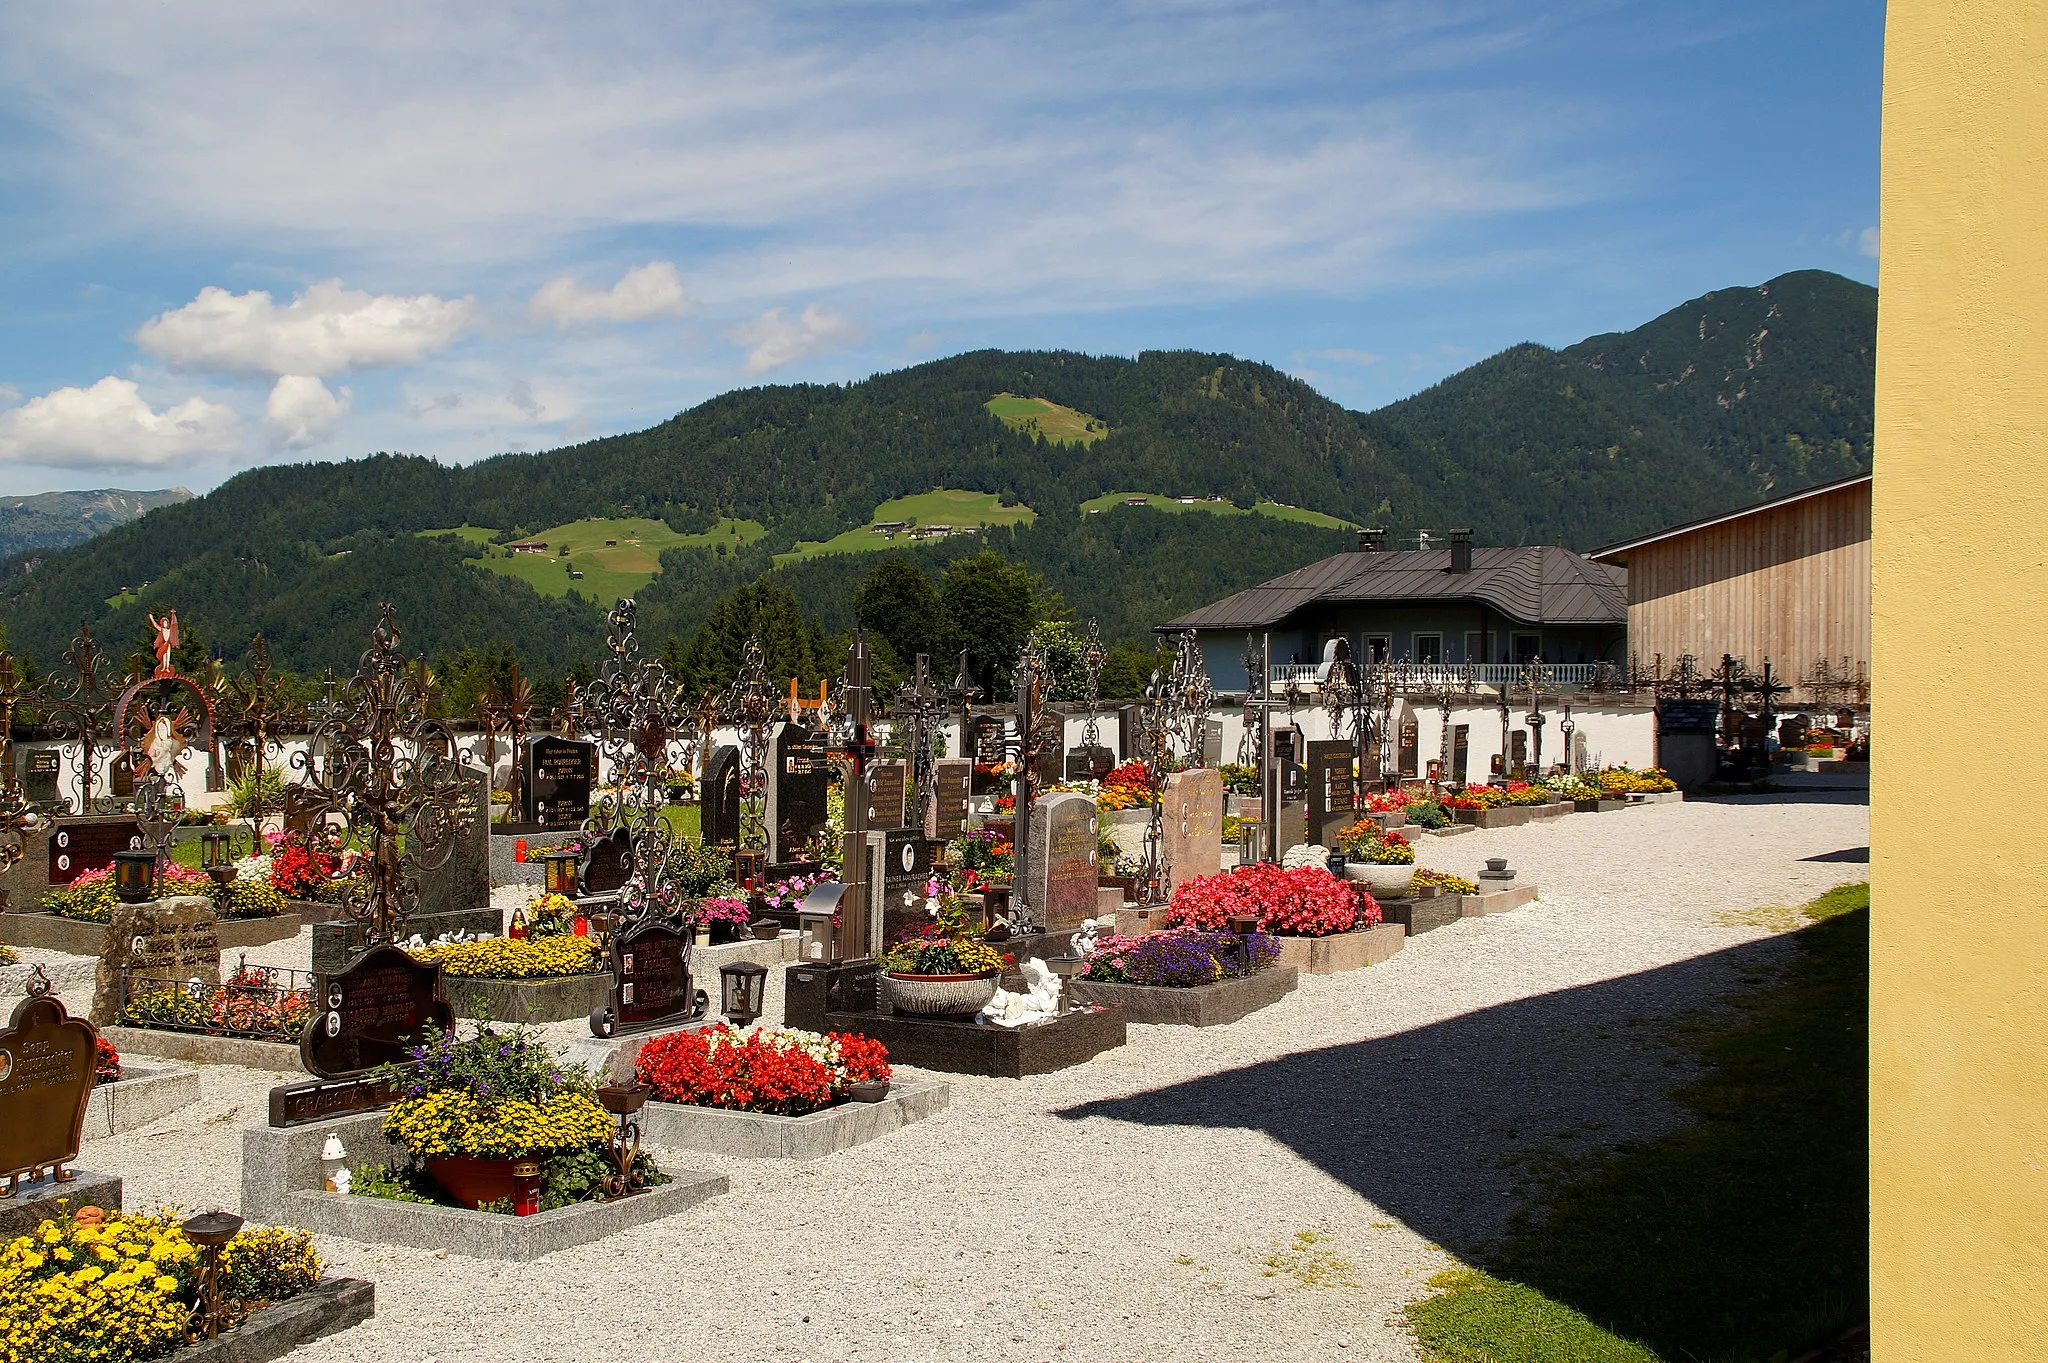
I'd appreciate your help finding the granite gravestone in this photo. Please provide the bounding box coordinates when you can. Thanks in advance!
[1201,718,1225,768]
[1399,716,1420,779]
[91,895,221,1027]
[21,750,58,810]
[970,718,1006,795]
[46,818,143,888]
[579,827,635,897]
[1023,791,1098,934]
[866,761,907,831]
[0,984,97,1188]
[872,829,937,946]
[600,918,696,1035]
[766,723,832,863]
[301,945,454,1079]
[1161,768,1224,896]
[932,759,971,839]
[417,763,489,920]
[524,735,596,829]
[702,745,741,847]
[1305,740,1357,846]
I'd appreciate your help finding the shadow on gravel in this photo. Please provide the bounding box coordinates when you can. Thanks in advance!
[1803,846,1870,863]
[1057,935,1795,1256]
[1692,790,1869,806]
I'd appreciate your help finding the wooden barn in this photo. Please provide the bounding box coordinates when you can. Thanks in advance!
[1589,471,1871,704]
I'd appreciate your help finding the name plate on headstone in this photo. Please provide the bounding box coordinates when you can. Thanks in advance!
[524,735,596,829]
[47,819,143,888]
[301,945,455,1079]
[933,760,971,839]
[0,986,98,1184]
[866,762,907,831]
[92,895,221,1027]
[267,1076,400,1128]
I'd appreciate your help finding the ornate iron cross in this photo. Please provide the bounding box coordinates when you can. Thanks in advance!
[40,625,112,815]
[721,638,777,852]
[888,652,948,834]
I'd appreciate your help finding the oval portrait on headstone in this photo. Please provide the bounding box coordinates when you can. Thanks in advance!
[55,830,70,849]
[326,1012,341,1037]
[56,854,70,872]
[899,843,915,872]
[0,1048,12,1082]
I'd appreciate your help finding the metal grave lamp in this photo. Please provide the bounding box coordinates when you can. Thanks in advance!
[542,848,579,898]
[180,1210,245,1339]
[795,880,848,962]
[719,959,768,1029]
[200,829,234,887]
[111,848,157,903]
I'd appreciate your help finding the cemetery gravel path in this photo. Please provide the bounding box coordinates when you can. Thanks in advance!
[66,794,1867,1363]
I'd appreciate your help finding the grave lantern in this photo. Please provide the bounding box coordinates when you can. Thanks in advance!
[542,849,579,898]
[201,829,234,886]
[111,848,157,903]
[796,880,848,962]
[180,1211,245,1340]
[719,960,768,1030]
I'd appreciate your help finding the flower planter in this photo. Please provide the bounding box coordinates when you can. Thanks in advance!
[884,969,1002,1016]
[425,1154,544,1215]
[1067,965,1298,1026]
[1451,806,1531,829]
[1344,862,1416,896]
[0,910,300,955]
[1270,923,1405,974]
[1528,800,1571,820]
[635,1077,949,1159]
[440,972,610,1023]
[160,1277,375,1363]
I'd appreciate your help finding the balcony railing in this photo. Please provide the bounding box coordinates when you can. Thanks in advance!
[1271,662,1607,690]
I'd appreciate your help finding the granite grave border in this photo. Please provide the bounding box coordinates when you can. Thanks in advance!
[1067,964,1298,1026]
[635,1076,950,1160]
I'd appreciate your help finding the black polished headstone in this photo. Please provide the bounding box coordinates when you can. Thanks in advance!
[605,918,695,1033]
[1065,744,1114,781]
[523,735,595,829]
[768,723,831,863]
[1305,740,1356,844]
[579,827,635,896]
[21,750,58,809]
[301,945,454,1080]
[702,745,741,847]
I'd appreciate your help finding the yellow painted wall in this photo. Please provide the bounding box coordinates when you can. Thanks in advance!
[1871,3,2048,1357]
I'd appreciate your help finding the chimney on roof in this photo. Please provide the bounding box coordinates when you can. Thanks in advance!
[1357,528,1386,553]
[1449,528,1472,574]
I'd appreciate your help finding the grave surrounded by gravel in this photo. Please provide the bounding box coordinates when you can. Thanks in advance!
[44,794,1866,1363]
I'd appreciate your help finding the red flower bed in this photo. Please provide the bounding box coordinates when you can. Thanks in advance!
[634,1025,892,1117]
[268,832,338,898]
[95,1036,122,1085]
[1166,864,1372,937]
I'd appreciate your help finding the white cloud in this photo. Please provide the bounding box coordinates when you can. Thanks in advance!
[530,261,690,327]
[135,280,476,377]
[731,304,865,373]
[265,374,351,447]
[0,376,239,468]
[1859,225,1879,259]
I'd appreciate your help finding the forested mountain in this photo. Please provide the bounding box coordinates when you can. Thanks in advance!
[0,269,1873,683]
[0,487,192,559]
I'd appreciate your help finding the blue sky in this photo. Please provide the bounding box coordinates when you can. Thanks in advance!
[0,1,1881,497]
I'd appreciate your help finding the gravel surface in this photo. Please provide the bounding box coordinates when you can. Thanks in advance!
[50,793,1866,1363]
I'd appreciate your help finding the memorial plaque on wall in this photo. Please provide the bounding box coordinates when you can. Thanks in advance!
[301,945,455,1079]
[702,745,741,846]
[866,761,907,830]
[0,987,97,1184]
[1304,740,1356,844]
[768,724,832,863]
[21,750,58,809]
[933,760,971,839]
[47,819,142,888]
[524,736,595,828]
[608,919,695,1032]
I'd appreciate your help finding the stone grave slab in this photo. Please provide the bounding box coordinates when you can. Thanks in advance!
[1305,740,1356,847]
[418,763,489,918]
[866,761,907,830]
[301,945,454,1079]
[766,723,831,863]
[91,895,221,1027]
[932,759,971,839]
[1161,768,1224,895]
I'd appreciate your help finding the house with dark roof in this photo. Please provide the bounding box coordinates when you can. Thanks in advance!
[1158,530,1628,692]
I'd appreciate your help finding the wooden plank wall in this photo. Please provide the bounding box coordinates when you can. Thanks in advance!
[1624,482,1871,700]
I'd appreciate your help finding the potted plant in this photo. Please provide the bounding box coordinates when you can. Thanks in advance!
[1335,820,1417,896]
[875,880,1008,1015]
[373,1022,623,1216]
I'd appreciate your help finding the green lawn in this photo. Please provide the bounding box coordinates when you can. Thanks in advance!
[776,489,1037,564]
[422,517,766,602]
[985,393,1107,444]
[1406,881,1869,1363]
[1079,490,1356,530]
